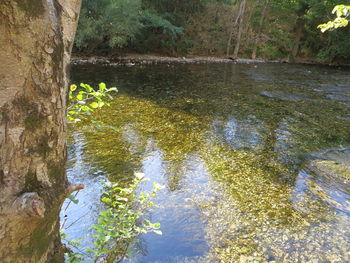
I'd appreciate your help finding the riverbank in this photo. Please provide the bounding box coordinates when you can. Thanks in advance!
[71,54,349,67]
[71,54,264,66]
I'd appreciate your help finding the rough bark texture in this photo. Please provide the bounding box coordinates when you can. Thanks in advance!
[251,0,269,59]
[0,0,81,262]
[290,18,304,62]
[289,2,309,62]
[226,5,240,57]
[233,0,247,59]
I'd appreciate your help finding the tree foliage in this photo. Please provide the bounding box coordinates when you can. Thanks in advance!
[75,0,142,52]
[318,5,350,32]
[75,0,350,62]
[68,83,117,123]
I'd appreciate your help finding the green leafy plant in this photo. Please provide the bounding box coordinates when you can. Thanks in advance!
[318,5,350,32]
[62,173,163,263]
[68,82,117,124]
[88,173,163,262]
[75,0,143,52]
[64,82,162,262]
[61,232,85,263]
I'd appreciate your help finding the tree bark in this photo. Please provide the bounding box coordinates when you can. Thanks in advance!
[289,2,309,62]
[226,4,241,57]
[290,18,304,62]
[233,0,247,59]
[0,0,81,262]
[252,0,269,59]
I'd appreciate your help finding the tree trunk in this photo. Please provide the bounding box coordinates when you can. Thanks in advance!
[290,19,304,62]
[226,5,240,57]
[244,0,259,39]
[289,2,309,62]
[252,0,269,59]
[233,0,247,59]
[0,1,81,262]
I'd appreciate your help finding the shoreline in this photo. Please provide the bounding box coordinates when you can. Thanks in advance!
[71,54,349,67]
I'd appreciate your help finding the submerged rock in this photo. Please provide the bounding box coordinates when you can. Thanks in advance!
[260,91,309,101]
[326,94,350,102]
[300,153,350,213]
[309,148,350,165]
[307,159,350,181]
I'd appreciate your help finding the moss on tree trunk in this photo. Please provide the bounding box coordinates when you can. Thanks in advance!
[0,0,81,262]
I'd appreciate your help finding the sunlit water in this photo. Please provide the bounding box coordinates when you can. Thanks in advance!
[61,62,350,262]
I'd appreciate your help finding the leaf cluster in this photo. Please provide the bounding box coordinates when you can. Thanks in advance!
[75,0,143,52]
[67,82,117,124]
[62,174,163,263]
[89,175,163,262]
[318,5,350,32]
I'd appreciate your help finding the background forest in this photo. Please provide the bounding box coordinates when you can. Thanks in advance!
[74,0,350,63]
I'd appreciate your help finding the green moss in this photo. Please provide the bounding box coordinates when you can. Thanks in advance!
[14,0,45,18]
[13,96,34,112]
[48,164,64,179]
[35,136,51,157]
[0,170,4,185]
[13,96,44,131]
[47,163,66,196]
[25,111,43,131]
[23,172,43,195]
[20,206,60,261]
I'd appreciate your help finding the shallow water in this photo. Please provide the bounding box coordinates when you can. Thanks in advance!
[62,62,350,262]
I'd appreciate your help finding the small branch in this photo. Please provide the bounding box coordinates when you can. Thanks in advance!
[66,183,85,196]
[64,190,79,212]
[64,212,88,230]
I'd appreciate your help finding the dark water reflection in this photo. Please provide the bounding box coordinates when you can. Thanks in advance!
[62,62,350,262]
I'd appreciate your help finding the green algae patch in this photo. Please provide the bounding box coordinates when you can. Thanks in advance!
[78,91,350,262]
[69,63,350,262]
[198,142,350,262]
[78,94,209,184]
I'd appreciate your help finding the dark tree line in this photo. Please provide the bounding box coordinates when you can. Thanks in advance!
[74,0,350,63]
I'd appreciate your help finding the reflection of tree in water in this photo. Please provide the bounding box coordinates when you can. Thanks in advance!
[78,95,208,190]
[200,141,350,262]
[70,63,350,261]
[206,68,350,260]
[198,66,350,261]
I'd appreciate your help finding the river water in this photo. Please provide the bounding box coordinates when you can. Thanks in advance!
[61,62,350,262]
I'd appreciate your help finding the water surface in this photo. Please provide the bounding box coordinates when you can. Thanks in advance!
[62,62,350,262]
